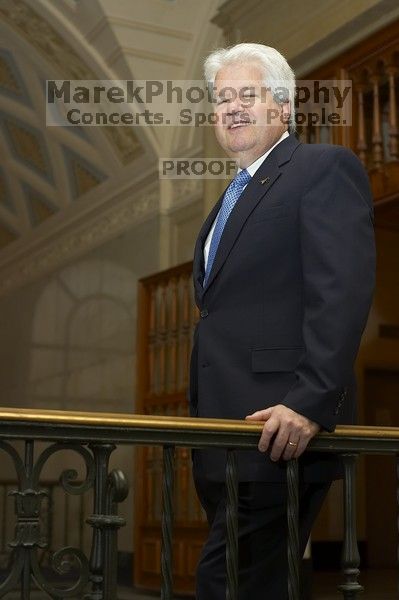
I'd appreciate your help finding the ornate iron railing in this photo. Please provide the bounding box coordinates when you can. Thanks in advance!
[0,478,92,575]
[0,407,398,599]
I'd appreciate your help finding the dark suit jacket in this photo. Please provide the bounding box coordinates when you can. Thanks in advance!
[189,133,376,482]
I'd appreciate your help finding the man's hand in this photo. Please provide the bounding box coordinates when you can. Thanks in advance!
[245,405,321,461]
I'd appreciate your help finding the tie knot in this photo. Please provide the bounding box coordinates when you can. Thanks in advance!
[232,168,251,189]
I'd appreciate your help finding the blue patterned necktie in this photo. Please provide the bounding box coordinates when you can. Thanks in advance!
[203,168,251,287]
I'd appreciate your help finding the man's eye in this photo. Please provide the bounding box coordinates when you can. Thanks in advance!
[217,98,228,105]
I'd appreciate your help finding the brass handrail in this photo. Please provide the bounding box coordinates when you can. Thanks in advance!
[0,406,398,439]
[0,405,397,599]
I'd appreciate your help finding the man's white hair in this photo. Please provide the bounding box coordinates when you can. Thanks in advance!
[204,43,296,133]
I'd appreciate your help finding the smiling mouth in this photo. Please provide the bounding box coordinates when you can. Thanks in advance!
[228,121,251,130]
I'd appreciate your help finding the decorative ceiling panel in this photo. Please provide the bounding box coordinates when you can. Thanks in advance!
[63,147,107,199]
[0,48,30,105]
[0,222,18,249]
[0,166,15,213]
[0,0,143,165]
[23,183,58,227]
[1,113,53,181]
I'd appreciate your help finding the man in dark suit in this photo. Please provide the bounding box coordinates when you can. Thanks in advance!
[189,43,375,599]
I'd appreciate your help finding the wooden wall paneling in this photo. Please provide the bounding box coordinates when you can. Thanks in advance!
[134,262,205,594]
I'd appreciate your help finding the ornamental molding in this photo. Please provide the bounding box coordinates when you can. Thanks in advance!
[211,0,262,35]
[107,46,185,68]
[170,178,204,211]
[86,16,192,44]
[0,177,160,297]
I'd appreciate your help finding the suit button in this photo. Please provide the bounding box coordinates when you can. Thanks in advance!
[200,309,209,318]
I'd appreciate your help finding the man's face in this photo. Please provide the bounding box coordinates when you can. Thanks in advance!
[212,62,289,167]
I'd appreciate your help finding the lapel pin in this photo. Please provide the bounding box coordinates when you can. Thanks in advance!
[260,177,270,185]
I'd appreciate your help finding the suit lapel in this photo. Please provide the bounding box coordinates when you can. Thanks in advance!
[202,134,301,293]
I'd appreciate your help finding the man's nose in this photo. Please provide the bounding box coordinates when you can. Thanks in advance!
[228,95,244,113]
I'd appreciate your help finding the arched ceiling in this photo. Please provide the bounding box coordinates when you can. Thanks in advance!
[0,42,114,246]
[0,0,222,258]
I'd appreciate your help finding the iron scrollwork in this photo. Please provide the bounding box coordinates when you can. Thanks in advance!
[0,439,128,599]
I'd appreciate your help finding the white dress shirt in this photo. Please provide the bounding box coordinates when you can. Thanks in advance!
[203,130,290,270]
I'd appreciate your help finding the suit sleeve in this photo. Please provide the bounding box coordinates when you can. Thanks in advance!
[280,146,376,431]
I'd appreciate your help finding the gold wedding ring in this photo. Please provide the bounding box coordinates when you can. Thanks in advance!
[287,441,298,447]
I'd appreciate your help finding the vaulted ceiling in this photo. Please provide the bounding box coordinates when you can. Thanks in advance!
[0,0,221,260]
[0,43,114,250]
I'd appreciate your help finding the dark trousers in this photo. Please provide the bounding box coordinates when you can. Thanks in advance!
[194,476,331,600]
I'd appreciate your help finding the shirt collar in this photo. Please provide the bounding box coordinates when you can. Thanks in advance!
[238,130,290,177]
